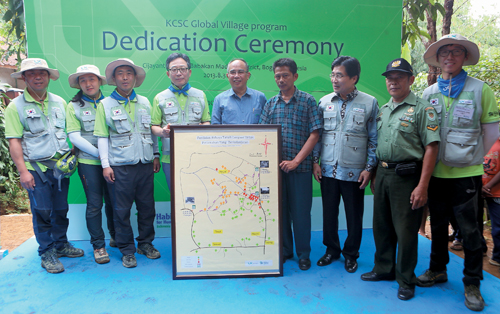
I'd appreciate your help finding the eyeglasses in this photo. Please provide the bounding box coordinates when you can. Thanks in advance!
[228,70,248,76]
[438,49,465,58]
[329,73,345,80]
[169,67,189,74]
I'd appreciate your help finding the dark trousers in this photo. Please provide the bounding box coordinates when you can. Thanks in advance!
[282,171,312,260]
[320,177,364,260]
[428,176,483,287]
[486,198,500,263]
[373,166,423,289]
[107,162,156,255]
[78,163,115,250]
[28,169,69,255]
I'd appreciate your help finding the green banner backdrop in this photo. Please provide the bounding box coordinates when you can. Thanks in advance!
[23,0,402,237]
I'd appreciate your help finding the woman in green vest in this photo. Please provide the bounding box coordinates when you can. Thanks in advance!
[66,65,115,264]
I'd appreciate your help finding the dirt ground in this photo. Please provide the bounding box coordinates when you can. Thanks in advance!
[1,214,499,279]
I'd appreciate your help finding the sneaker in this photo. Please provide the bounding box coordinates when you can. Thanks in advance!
[94,248,110,264]
[109,237,117,248]
[416,269,448,287]
[41,248,64,274]
[56,242,84,258]
[464,284,485,311]
[450,239,463,251]
[122,254,137,268]
[137,243,161,259]
[489,259,500,267]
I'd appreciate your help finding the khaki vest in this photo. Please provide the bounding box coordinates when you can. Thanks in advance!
[156,87,206,155]
[423,76,484,167]
[101,95,154,166]
[14,93,70,162]
[319,91,375,169]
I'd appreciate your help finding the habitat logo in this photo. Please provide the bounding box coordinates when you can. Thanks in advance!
[156,212,171,228]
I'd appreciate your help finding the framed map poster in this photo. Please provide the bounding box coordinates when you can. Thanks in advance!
[170,125,282,279]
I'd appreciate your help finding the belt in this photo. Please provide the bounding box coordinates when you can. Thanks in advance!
[379,161,421,169]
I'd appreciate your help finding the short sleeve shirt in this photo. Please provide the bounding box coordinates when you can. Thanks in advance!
[376,92,440,162]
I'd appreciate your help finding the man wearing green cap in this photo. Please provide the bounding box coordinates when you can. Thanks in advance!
[4,58,84,274]
[361,58,440,301]
[416,34,499,312]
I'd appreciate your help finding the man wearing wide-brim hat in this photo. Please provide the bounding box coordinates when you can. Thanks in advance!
[4,58,84,274]
[416,34,499,312]
[93,58,161,268]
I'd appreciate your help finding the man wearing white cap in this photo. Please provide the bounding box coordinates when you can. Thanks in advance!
[94,58,160,268]
[417,34,499,311]
[4,58,84,273]
[151,53,210,189]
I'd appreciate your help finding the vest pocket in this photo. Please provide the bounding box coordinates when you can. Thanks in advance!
[82,115,95,132]
[348,112,365,132]
[444,129,479,165]
[26,114,46,134]
[323,111,337,130]
[23,130,55,160]
[340,133,367,168]
[110,135,135,164]
[320,134,335,162]
[188,104,202,122]
[163,106,179,123]
[161,137,170,155]
[111,115,132,134]
[141,135,154,162]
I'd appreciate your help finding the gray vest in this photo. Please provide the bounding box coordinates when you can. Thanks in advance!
[423,76,484,167]
[71,100,99,160]
[319,91,375,169]
[156,87,206,155]
[101,95,154,166]
[14,92,70,162]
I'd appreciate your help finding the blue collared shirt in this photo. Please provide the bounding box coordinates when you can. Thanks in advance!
[211,87,267,124]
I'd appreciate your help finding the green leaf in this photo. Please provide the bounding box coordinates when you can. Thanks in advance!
[3,9,13,22]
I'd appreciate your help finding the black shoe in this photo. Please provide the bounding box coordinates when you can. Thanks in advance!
[464,284,485,311]
[122,254,137,268]
[397,286,415,301]
[360,271,396,281]
[299,258,311,271]
[416,269,447,287]
[345,258,358,273]
[316,253,339,266]
[283,254,293,263]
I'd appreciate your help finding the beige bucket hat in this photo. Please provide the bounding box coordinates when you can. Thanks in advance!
[105,58,146,87]
[424,34,480,68]
[11,58,60,80]
[68,64,107,89]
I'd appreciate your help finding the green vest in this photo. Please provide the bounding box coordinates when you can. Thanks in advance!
[71,100,99,161]
[156,87,206,155]
[101,95,154,166]
[423,76,484,167]
[14,92,70,162]
[318,91,375,169]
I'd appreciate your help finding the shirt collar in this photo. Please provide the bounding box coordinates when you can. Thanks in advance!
[23,88,47,105]
[389,91,416,109]
[230,87,250,98]
[278,86,298,102]
[331,87,358,103]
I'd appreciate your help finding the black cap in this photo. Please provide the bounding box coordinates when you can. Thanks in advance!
[381,58,413,76]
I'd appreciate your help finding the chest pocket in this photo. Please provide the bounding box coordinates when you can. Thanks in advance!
[452,104,475,128]
[52,109,65,129]
[82,115,95,132]
[112,114,132,134]
[188,103,202,122]
[347,111,365,132]
[26,114,46,134]
[397,118,416,134]
[163,106,178,124]
[323,110,337,131]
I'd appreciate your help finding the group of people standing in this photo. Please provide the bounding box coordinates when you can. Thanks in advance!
[3,33,498,312]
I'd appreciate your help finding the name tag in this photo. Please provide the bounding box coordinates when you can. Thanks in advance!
[454,106,474,120]
[142,114,151,124]
[352,108,364,113]
[458,99,473,105]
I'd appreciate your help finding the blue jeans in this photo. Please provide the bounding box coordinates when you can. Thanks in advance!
[486,198,500,263]
[162,162,171,190]
[78,163,115,249]
[28,169,69,255]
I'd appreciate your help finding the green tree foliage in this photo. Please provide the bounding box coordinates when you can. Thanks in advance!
[403,0,446,47]
[1,0,25,66]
